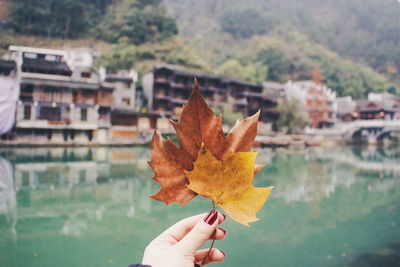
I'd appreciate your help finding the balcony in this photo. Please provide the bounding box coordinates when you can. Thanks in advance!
[171,82,187,89]
[170,98,186,105]
[235,98,248,106]
[98,119,111,128]
[154,76,170,84]
[20,92,33,102]
[154,94,170,101]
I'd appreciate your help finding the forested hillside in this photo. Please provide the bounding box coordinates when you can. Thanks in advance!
[0,0,399,97]
[164,0,400,97]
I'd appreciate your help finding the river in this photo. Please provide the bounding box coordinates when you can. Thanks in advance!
[0,146,399,267]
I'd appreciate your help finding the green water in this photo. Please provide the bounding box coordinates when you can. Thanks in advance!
[0,146,399,267]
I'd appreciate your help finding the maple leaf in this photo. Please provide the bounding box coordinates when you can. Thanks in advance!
[186,145,273,226]
[149,80,272,224]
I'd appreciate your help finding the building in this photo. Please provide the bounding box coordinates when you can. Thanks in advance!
[355,99,395,120]
[142,65,279,130]
[0,45,158,144]
[98,67,159,140]
[6,46,113,143]
[292,80,336,128]
[334,96,356,121]
[368,92,400,119]
[99,68,139,111]
[143,65,224,117]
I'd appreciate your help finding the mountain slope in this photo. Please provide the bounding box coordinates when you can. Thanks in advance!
[164,0,400,97]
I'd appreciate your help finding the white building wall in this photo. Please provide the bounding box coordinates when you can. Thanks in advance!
[142,72,154,110]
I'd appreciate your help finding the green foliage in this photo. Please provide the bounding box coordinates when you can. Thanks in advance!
[6,0,177,43]
[164,0,400,96]
[277,99,309,134]
[219,9,268,38]
[242,62,268,84]
[217,59,244,79]
[216,59,268,85]
[96,0,177,44]
[239,33,396,98]
[97,45,137,72]
[10,0,85,38]
[96,38,210,73]
[257,48,285,82]
[213,96,242,128]
[8,0,112,38]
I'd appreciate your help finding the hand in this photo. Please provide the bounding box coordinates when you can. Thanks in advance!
[142,210,227,267]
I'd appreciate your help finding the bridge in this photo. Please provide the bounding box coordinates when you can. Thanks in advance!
[314,120,400,141]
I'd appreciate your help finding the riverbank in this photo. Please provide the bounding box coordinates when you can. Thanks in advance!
[255,134,399,148]
[1,133,398,148]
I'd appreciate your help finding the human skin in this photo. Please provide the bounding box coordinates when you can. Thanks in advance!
[142,210,227,267]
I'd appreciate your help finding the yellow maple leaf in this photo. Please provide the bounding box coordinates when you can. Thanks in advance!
[185,145,273,226]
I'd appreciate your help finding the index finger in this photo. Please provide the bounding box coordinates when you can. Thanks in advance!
[155,212,225,244]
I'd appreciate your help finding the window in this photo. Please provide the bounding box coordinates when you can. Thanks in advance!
[124,82,131,89]
[23,105,31,120]
[38,107,61,121]
[81,72,92,78]
[45,55,57,61]
[122,97,131,106]
[20,84,34,102]
[81,108,87,121]
[23,52,37,59]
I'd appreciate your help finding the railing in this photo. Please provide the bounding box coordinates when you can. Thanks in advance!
[312,119,400,137]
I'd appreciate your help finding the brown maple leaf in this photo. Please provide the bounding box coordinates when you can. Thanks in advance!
[149,80,263,207]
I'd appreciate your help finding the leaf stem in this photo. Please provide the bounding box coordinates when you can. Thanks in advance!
[200,201,217,266]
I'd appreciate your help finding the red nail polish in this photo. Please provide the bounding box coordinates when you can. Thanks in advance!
[220,228,227,235]
[222,214,226,220]
[204,210,218,225]
[220,250,226,258]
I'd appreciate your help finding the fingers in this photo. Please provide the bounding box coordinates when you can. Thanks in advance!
[175,210,224,254]
[156,212,225,244]
[211,228,227,241]
[195,248,226,266]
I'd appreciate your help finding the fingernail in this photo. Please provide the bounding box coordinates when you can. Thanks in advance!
[220,228,227,235]
[220,250,226,258]
[203,210,218,225]
[222,214,226,220]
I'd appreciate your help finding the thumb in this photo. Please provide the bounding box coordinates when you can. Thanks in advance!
[176,210,219,254]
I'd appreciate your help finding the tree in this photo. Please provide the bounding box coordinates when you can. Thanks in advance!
[219,9,268,38]
[217,59,244,79]
[213,96,242,128]
[277,99,309,134]
[96,0,178,44]
[9,0,95,38]
[257,47,285,82]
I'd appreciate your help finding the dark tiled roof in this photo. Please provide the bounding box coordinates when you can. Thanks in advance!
[105,75,133,83]
[223,78,261,88]
[355,99,394,112]
[22,58,72,76]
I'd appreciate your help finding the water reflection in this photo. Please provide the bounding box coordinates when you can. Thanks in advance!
[0,146,399,267]
[1,147,154,242]
[0,157,16,242]
[263,146,400,203]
